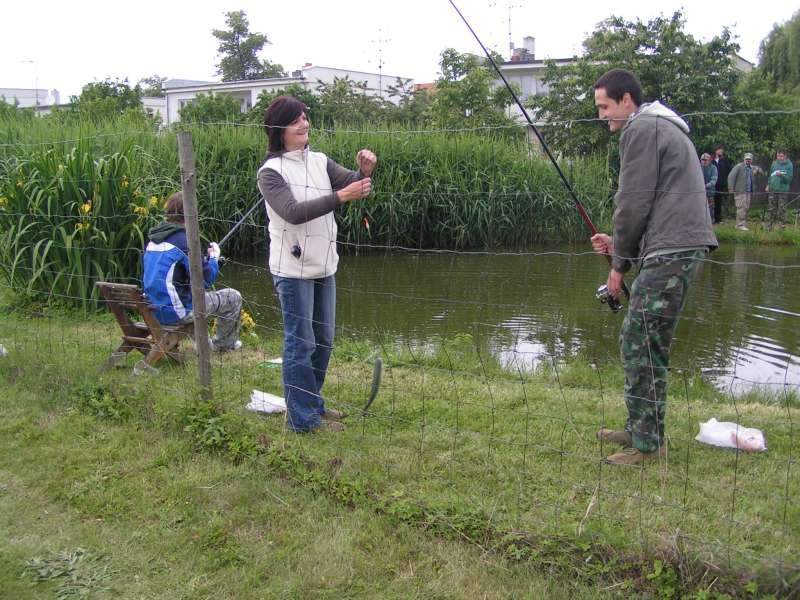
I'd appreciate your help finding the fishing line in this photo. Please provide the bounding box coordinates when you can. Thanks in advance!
[448,0,630,303]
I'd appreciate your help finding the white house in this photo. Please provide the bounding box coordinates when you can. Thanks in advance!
[163,65,413,126]
[0,87,59,108]
[494,36,756,125]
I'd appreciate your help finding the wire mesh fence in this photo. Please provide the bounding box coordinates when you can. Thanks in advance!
[1,118,799,595]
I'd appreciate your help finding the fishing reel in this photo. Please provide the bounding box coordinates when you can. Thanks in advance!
[596,283,623,313]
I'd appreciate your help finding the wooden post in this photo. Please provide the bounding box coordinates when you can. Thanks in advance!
[177,132,212,401]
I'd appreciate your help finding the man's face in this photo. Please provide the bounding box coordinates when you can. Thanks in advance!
[715,148,724,158]
[594,88,635,133]
[777,151,786,161]
[745,159,752,166]
[701,157,710,166]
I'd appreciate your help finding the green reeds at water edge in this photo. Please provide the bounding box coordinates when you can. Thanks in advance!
[0,114,615,307]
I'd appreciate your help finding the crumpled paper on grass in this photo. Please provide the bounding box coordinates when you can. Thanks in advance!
[695,418,766,452]
[247,390,286,414]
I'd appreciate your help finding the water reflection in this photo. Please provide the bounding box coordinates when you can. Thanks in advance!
[220,244,800,393]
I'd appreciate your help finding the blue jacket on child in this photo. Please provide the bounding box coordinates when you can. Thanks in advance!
[142,222,219,325]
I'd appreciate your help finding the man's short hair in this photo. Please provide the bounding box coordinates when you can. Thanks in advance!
[593,69,643,107]
[165,191,185,224]
[776,149,787,155]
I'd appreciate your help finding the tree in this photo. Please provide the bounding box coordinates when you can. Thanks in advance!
[314,76,390,125]
[248,83,320,124]
[138,75,167,98]
[527,12,742,156]
[70,78,143,118]
[212,11,286,81]
[758,11,800,93]
[426,49,518,132]
[178,93,243,124]
[386,77,432,126]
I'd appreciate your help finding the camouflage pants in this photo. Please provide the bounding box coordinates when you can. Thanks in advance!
[767,192,788,227]
[620,250,704,453]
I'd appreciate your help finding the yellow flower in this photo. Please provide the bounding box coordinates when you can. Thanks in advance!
[121,175,129,189]
[0,197,7,209]
[74,222,90,232]
[148,195,159,208]
[16,180,23,188]
[241,310,256,332]
[133,206,149,216]
[81,201,92,214]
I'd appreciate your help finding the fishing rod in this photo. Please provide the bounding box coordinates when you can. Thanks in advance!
[448,0,628,310]
[218,197,263,248]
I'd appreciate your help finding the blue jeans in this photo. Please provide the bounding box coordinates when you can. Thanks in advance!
[272,275,336,432]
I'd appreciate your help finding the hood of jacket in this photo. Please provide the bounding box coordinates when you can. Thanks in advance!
[629,100,690,134]
[148,222,184,243]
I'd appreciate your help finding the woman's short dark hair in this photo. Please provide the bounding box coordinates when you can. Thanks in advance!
[593,69,643,107]
[165,191,185,224]
[263,96,308,153]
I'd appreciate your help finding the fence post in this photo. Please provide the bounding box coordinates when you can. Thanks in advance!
[177,131,212,402]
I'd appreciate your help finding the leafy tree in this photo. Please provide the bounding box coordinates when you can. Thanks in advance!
[527,12,742,156]
[178,93,243,124]
[386,77,432,126]
[248,83,320,124]
[731,73,800,158]
[138,75,167,97]
[314,76,390,125]
[213,11,285,81]
[758,11,800,93]
[70,78,143,118]
[426,49,518,131]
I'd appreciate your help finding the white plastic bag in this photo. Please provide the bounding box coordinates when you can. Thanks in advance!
[247,390,286,414]
[0,344,7,357]
[695,418,766,452]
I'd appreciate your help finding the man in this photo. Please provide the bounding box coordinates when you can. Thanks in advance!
[700,153,717,220]
[712,145,731,224]
[591,69,717,465]
[727,152,764,231]
[765,149,794,230]
[143,191,243,351]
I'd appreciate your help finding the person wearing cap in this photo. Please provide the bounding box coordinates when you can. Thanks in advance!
[700,153,718,221]
[765,149,794,230]
[727,153,765,231]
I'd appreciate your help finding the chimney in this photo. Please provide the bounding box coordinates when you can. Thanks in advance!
[523,36,535,59]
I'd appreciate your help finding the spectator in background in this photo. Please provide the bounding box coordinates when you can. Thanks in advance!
[700,153,718,221]
[765,149,794,230]
[728,152,764,231]
[712,145,731,224]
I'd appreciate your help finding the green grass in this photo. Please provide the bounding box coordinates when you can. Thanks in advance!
[713,217,800,245]
[1,295,798,598]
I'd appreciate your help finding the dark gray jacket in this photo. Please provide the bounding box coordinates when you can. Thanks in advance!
[612,101,718,274]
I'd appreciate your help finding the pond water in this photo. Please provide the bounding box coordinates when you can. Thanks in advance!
[220,243,800,394]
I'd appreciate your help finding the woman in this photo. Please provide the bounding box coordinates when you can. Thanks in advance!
[257,96,376,433]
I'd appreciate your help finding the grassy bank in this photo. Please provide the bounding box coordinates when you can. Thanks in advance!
[1,294,797,598]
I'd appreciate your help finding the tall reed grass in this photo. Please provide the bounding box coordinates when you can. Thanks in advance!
[0,112,614,306]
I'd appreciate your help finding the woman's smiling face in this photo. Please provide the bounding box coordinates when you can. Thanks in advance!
[282,112,309,151]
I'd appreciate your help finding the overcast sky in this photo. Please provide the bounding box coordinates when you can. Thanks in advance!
[2,0,796,100]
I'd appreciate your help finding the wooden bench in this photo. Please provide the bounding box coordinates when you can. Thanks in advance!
[95,281,195,373]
